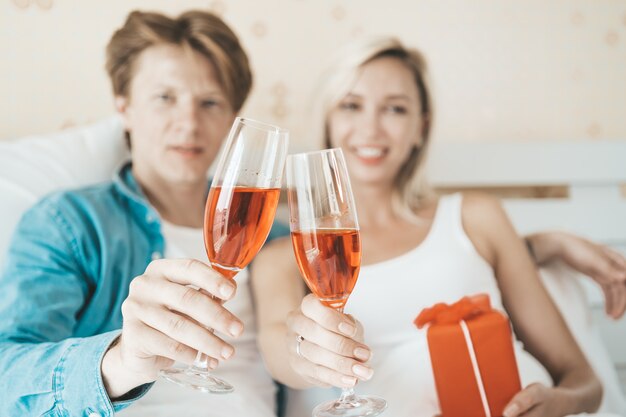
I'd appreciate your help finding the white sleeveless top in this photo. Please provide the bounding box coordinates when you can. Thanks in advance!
[119,221,276,417]
[286,193,553,417]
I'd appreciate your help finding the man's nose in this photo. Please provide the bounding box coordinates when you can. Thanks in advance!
[177,101,200,132]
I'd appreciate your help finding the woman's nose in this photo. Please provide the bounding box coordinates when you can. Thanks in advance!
[358,109,382,138]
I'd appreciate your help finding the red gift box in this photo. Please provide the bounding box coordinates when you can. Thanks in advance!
[415,294,521,417]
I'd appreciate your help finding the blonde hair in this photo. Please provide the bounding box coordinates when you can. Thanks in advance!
[105,10,252,112]
[313,36,434,218]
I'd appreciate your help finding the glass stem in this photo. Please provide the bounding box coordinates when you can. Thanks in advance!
[192,351,208,371]
[335,305,359,405]
[338,387,358,405]
[189,288,222,372]
[191,325,215,372]
[184,286,228,374]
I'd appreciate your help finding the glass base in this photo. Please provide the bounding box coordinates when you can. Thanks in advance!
[160,366,234,394]
[313,394,387,417]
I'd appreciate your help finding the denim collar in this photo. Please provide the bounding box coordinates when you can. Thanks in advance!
[111,161,212,236]
[111,161,162,236]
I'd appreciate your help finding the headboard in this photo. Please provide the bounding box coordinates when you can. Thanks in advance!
[427,140,626,247]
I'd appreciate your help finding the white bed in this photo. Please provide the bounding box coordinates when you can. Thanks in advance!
[0,118,624,414]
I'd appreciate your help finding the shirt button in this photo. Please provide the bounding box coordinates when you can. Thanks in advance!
[151,252,162,261]
[146,214,155,223]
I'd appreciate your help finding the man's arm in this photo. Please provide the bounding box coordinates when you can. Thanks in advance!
[0,199,151,416]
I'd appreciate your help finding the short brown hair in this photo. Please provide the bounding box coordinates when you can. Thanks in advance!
[105,10,252,112]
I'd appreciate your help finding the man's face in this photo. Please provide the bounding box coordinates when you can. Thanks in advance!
[117,43,235,187]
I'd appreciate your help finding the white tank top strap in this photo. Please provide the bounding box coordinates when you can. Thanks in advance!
[427,193,476,253]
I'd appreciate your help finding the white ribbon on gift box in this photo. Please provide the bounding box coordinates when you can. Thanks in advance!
[459,320,492,417]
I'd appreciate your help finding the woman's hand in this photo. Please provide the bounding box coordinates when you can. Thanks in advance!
[101,258,243,398]
[286,294,374,388]
[528,231,626,318]
[560,236,626,319]
[503,383,567,417]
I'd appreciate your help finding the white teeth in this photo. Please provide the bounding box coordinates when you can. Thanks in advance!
[354,147,385,158]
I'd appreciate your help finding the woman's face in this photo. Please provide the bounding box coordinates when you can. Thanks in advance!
[327,56,424,188]
[116,43,235,187]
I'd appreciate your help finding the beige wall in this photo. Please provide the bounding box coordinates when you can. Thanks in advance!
[2,0,625,148]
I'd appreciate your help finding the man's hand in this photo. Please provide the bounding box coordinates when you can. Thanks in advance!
[101,258,243,399]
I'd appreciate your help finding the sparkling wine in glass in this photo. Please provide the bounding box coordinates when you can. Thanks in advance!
[286,148,386,416]
[160,117,289,393]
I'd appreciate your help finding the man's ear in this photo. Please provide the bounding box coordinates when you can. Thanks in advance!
[114,96,131,129]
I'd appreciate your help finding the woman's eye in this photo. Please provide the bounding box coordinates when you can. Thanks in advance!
[387,105,407,114]
[339,102,360,111]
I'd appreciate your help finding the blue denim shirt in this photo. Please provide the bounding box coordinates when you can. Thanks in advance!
[0,162,289,417]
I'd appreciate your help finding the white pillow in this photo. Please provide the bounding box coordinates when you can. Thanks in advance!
[0,116,128,265]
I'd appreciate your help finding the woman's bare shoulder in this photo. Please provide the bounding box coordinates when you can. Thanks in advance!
[459,192,513,265]
[460,191,503,214]
[459,191,511,228]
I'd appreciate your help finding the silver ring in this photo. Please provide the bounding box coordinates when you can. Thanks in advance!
[295,335,305,358]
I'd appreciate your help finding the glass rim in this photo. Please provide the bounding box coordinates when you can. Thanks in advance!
[287,147,344,160]
[235,116,288,134]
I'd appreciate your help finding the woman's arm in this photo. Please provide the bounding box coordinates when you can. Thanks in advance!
[251,237,309,387]
[251,237,372,389]
[462,193,602,417]
[526,231,626,318]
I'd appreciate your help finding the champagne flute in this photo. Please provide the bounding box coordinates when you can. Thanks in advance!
[160,117,289,393]
[286,148,387,416]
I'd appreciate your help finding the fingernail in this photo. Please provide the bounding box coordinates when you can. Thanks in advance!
[208,358,219,369]
[338,322,356,336]
[352,364,373,380]
[341,376,357,386]
[220,284,234,299]
[229,321,243,337]
[503,404,519,417]
[354,347,370,361]
[221,345,234,360]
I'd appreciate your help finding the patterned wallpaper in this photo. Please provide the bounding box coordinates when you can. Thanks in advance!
[1,0,625,150]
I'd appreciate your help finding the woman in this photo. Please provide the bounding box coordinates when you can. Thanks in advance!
[252,36,623,417]
[0,10,286,417]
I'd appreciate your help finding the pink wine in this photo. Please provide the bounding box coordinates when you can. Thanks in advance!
[205,186,280,279]
[291,228,361,310]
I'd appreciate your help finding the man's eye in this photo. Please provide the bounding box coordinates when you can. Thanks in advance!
[158,93,174,102]
[201,100,218,108]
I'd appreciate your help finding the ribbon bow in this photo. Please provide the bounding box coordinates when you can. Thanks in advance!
[414,293,492,329]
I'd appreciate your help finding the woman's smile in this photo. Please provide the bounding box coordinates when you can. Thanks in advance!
[350,145,389,165]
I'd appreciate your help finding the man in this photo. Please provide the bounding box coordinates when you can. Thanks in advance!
[0,10,286,417]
